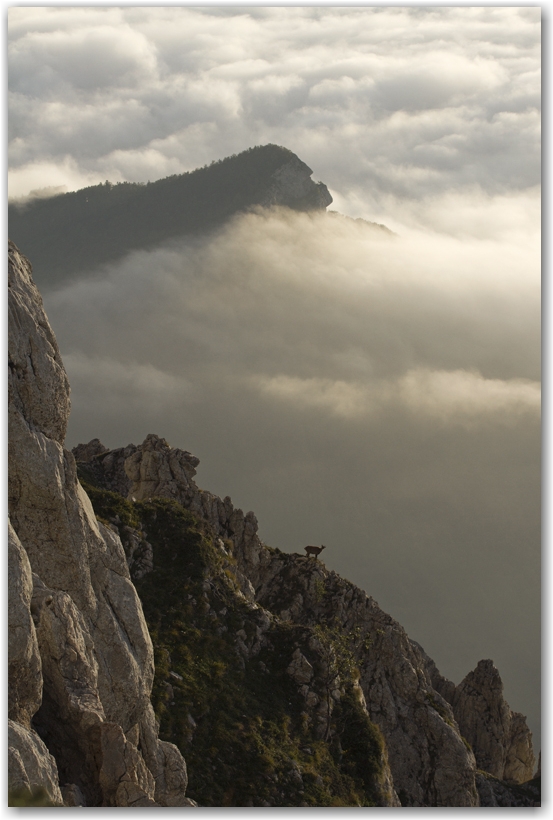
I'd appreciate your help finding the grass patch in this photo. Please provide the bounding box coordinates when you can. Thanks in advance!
[79,479,141,530]
[8,787,59,807]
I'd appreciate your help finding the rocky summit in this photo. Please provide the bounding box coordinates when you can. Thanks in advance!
[8,239,540,807]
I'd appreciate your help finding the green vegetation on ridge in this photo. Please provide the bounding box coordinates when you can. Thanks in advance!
[79,473,387,807]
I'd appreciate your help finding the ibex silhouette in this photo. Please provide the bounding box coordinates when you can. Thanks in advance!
[304,544,326,559]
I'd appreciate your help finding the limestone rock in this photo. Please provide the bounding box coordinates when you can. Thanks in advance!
[73,433,270,595]
[349,681,401,807]
[475,771,540,807]
[8,240,69,444]
[260,156,333,211]
[451,659,535,783]
[72,437,108,463]
[287,648,314,685]
[411,645,536,787]
[79,442,137,497]
[8,241,191,807]
[8,720,64,805]
[255,553,479,807]
[137,702,196,806]
[503,711,536,783]
[124,433,199,499]
[61,783,86,807]
[118,524,154,580]
[8,520,42,728]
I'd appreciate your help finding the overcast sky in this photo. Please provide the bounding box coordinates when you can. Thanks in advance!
[8,5,541,749]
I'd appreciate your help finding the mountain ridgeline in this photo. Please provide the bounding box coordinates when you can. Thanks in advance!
[8,145,332,289]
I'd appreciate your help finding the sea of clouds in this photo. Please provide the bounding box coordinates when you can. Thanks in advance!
[44,206,540,746]
[9,5,541,749]
[8,6,540,226]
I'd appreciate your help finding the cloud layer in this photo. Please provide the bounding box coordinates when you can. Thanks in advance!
[8,6,540,233]
[9,6,541,748]
[42,207,541,744]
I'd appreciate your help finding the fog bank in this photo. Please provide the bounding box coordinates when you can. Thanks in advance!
[43,206,541,747]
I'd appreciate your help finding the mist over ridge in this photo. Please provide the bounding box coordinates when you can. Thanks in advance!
[40,189,540,749]
[8,144,332,289]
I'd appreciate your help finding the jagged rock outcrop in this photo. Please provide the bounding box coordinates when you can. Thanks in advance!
[450,659,535,782]
[73,432,270,598]
[260,155,333,211]
[8,241,193,807]
[74,439,400,807]
[8,521,42,730]
[74,432,538,807]
[254,553,479,806]
[412,647,536,785]
[8,719,64,805]
[255,557,538,805]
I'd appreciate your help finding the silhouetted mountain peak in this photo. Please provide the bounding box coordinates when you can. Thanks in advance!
[8,145,333,289]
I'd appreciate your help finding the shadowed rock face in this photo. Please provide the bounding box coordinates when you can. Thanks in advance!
[8,521,42,730]
[74,434,402,807]
[8,241,193,807]
[8,719,63,805]
[73,431,268,599]
[254,553,480,807]
[259,156,333,211]
[451,660,535,782]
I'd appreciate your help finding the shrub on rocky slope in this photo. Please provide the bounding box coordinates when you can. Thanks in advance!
[79,480,396,807]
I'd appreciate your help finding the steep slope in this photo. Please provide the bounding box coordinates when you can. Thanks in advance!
[8,145,332,290]
[8,241,194,807]
[75,440,399,807]
[73,433,538,807]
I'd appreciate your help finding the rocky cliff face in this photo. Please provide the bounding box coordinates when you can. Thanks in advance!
[73,432,270,597]
[451,660,535,782]
[73,432,538,807]
[8,241,193,807]
[260,155,333,211]
[76,459,401,807]
[8,238,539,807]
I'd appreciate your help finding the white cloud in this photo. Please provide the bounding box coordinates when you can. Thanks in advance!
[45,206,539,389]
[8,6,541,227]
[8,155,102,201]
[9,22,157,97]
[253,369,540,426]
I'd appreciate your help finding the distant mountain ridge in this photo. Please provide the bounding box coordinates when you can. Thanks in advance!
[8,145,333,290]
